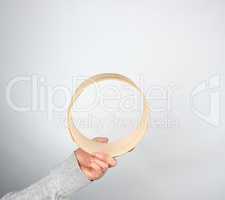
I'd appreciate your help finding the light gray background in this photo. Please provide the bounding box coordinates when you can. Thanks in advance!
[0,0,225,199]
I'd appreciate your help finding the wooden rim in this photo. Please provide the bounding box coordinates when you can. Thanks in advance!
[67,73,150,157]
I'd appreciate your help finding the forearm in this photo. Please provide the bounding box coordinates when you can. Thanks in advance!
[1,154,90,200]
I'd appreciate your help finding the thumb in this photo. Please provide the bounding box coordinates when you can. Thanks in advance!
[93,137,109,143]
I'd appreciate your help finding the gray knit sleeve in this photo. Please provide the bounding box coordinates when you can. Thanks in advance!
[1,153,90,200]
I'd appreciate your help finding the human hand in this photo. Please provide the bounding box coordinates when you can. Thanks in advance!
[74,137,117,181]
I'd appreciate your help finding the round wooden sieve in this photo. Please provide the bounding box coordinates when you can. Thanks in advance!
[67,73,150,157]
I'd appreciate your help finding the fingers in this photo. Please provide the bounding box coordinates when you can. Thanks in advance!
[80,166,102,181]
[94,152,117,167]
[92,138,117,168]
[92,137,117,167]
[90,161,102,172]
[94,158,109,171]
[75,137,109,167]
[75,149,93,168]
[75,137,117,181]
